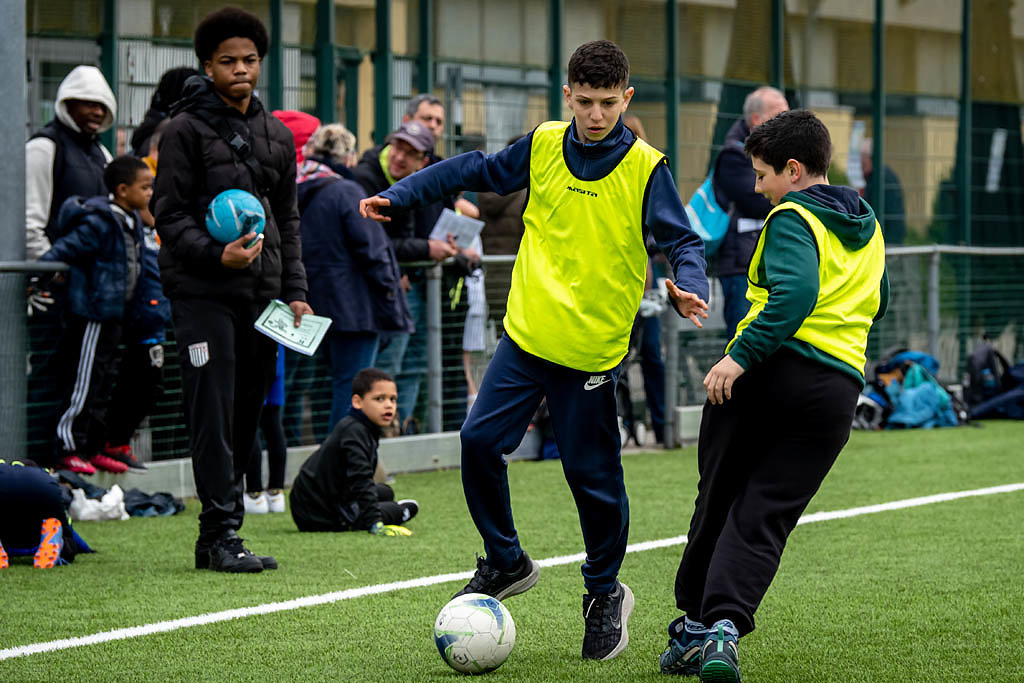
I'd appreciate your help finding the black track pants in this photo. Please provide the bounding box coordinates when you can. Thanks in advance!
[674,349,861,635]
[171,298,276,544]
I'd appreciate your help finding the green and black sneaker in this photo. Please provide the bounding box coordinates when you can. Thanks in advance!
[699,620,740,682]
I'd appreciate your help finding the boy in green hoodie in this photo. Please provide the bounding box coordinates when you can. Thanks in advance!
[658,110,889,682]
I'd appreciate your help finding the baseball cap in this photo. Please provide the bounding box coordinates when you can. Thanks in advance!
[387,120,434,153]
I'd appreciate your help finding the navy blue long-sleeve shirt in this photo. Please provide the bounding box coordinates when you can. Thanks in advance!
[380,117,710,302]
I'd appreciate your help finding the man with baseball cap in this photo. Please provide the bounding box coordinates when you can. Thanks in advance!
[354,120,459,429]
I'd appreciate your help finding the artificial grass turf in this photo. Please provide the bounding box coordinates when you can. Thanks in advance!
[2,421,1022,681]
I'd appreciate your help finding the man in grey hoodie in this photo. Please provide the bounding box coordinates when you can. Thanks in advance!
[25,65,117,473]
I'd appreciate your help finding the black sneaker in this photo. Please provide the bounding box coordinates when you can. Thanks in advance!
[397,499,419,523]
[197,532,278,572]
[659,616,708,675]
[453,551,540,600]
[581,580,634,660]
[699,621,741,682]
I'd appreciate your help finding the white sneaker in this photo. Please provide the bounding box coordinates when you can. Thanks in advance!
[244,492,269,515]
[267,490,286,513]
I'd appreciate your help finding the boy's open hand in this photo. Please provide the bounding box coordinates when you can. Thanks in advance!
[665,279,709,328]
[221,232,263,269]
[704,355,745,404]
[360,196,391,222]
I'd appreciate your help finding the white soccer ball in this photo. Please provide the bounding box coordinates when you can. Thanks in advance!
[433,593,516,674]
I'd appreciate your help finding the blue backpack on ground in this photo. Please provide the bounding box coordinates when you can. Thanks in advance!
[855,349,966,429]
[966,342,1024,419]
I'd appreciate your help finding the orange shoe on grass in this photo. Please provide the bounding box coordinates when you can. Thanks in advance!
[0,540,8,569]
[33,517,65,569]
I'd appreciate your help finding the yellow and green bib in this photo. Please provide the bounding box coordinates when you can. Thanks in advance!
[728,201,886,375]
[503,120,665,372]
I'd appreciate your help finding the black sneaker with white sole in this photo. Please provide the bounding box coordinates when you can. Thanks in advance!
[581,580,634,660]
[453,551,540,600]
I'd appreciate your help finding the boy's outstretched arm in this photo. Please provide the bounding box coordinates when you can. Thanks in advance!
[360,134,532,221]
[645,163,710,326]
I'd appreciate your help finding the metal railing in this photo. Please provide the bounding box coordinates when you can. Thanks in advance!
[6,244,1024,459]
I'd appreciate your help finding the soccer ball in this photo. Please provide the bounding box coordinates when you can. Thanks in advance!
[205,189,266,243]
[433,593,516,674]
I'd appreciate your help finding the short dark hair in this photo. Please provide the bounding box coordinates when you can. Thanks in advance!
[405,93,442,118]
[103,155,148,194]
[194,7,269,63]
[352,368,395,397]
[744,109,832,178]
[151,66,201,112]
[567,40,630,90]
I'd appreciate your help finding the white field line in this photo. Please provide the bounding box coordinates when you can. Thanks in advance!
[3,481,1023,662]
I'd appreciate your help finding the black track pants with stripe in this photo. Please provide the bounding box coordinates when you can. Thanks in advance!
[171,298,276,544]
[54,316,124,456]
[674,348,861,636]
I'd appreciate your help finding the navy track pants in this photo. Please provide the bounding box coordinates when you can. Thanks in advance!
[460,336,627,594]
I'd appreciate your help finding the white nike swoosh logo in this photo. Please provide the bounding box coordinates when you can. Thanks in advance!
[584,377,612,391]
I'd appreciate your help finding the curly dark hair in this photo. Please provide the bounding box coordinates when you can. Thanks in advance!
[352,368,396,397]
[567,40,630,90]
[103,155,149,194]
[194,6,269,62]
[744,109,832,178]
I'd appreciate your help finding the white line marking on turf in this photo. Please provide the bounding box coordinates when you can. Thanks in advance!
[3,481,1023,662]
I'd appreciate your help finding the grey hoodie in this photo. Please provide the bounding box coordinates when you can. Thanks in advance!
[25,65,117,259]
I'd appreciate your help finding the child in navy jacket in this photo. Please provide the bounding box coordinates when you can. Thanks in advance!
[38,156,153,474]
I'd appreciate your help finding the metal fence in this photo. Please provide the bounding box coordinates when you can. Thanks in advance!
[7,244,1023,462]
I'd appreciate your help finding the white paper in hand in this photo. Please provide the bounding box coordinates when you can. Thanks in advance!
[429,208,484,249]
[254,300,332,355]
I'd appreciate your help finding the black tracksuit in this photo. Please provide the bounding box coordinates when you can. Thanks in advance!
[153,76,307,546]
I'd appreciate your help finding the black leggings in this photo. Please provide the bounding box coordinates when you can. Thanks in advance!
[245,404,287,492]
[674,349,861,636]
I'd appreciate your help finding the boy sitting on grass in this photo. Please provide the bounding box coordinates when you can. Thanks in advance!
[658,109,889,682]
[290,368,418,536]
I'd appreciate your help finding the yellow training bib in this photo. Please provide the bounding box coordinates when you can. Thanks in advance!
[503,121,665,371]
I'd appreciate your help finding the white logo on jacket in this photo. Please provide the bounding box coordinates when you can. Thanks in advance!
[188,342,210,368]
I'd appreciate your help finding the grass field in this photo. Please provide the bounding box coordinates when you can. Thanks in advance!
[3,421,1024,682]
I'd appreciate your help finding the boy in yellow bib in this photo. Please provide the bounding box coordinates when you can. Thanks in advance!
[659,110,889,682]
[362,40,709,660]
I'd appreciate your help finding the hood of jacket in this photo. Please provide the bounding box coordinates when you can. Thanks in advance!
[784,184,878,250]
[171,74,267,121]
[55,66,116,134]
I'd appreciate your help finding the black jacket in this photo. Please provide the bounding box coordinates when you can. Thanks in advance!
[289,411,383,531]
[152,76,307,303]
[712,118,775,277]
[353,145,453,263]
[30,120,108,245]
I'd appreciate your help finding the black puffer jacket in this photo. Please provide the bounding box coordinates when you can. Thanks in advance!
[152,76,307,303]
